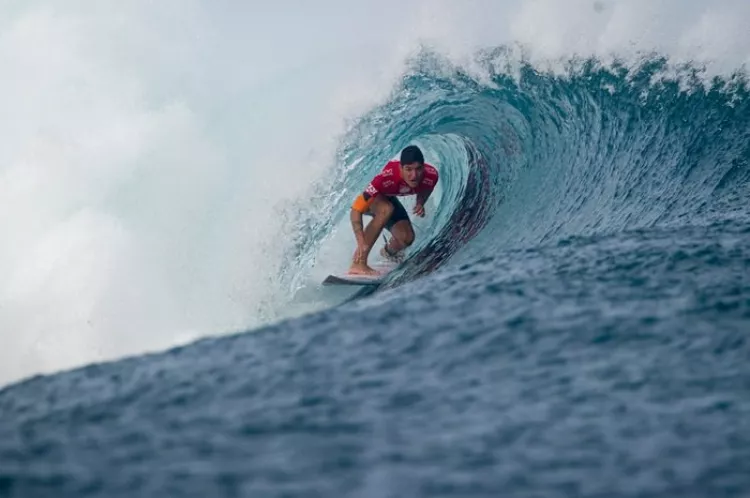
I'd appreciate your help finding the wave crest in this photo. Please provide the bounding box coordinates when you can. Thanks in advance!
[285,49,750,294]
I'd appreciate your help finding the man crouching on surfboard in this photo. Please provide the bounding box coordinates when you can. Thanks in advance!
[348,145,439,276]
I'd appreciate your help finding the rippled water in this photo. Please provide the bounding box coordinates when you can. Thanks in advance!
[2,52,749,497]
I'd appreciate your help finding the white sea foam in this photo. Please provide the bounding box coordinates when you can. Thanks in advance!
[1,0,747,386]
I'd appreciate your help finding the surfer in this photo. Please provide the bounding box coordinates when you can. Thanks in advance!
[348,145,439,276]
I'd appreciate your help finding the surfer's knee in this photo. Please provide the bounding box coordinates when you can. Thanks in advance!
[401,226,415,246]
[391,221,415,247]
[371,196,394,219]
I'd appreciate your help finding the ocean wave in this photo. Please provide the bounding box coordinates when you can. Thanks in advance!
[285,50,750,294]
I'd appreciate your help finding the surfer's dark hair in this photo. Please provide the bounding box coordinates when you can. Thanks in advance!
[400,145,424,165]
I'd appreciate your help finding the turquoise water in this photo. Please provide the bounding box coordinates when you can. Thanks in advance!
[288,52,749,294]
[1,50,749,497]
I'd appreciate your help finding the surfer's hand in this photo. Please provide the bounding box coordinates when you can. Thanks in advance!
[413,203,425,217]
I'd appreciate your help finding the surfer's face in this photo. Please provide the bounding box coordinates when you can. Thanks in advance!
[401,162,424,187]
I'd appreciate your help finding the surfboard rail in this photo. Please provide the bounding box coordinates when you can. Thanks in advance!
[322,274,384,286]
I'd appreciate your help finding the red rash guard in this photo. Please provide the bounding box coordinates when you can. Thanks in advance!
[352,160,439,213]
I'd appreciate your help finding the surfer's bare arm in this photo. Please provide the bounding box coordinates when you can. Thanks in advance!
[417,189,432,205]
[350,208,366,244]
[350,193,374,248]
[414,189,433,216]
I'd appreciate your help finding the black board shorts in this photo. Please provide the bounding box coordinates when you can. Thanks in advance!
[365,196,409,231]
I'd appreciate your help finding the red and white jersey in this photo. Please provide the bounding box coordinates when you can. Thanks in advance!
[364,160,439,198]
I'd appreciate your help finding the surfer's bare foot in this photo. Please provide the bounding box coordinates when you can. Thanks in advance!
[380,246,405,264]
[348,262,381,276]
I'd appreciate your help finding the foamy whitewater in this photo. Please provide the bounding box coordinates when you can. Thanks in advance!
[1,1,749,496]
[2,0,747,388]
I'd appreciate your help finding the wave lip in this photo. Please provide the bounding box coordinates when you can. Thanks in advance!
[2,44,750,497]
[295,51,750,292]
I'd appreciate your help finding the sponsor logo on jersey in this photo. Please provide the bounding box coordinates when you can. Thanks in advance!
[382,180,395,188]
[365,184,378,195]
[423,178,434,187]
[381,168,394,177]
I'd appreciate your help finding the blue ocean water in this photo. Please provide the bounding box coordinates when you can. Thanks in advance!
[1,51,749,497]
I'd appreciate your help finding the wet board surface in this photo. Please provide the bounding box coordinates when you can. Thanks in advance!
[322,274,385,286]
[321,261,400,287]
